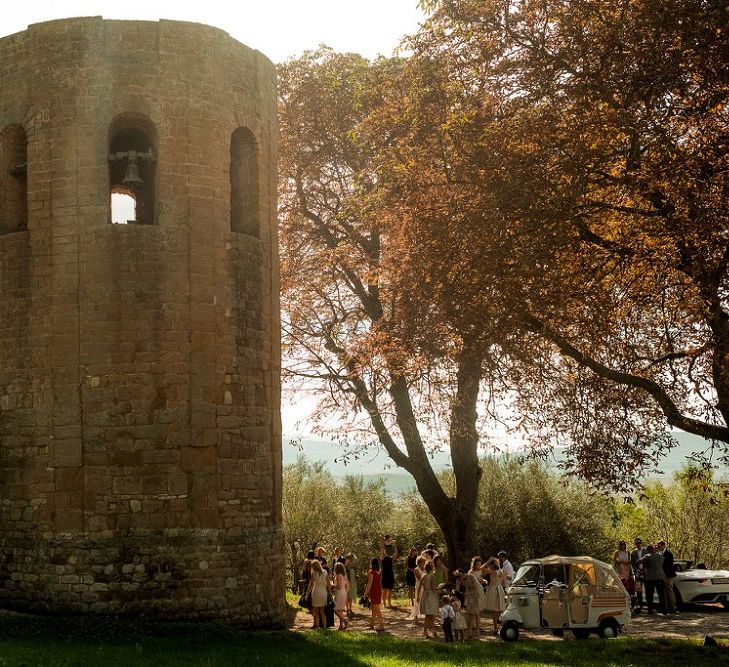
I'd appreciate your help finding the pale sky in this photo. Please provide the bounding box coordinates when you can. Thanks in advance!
[5,1,426,62]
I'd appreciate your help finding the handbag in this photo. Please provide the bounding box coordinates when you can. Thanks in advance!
[298,592,312,609]
[359,594,371,608]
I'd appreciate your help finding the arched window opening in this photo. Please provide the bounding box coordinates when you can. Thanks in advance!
[230,127,259,236]
[108,115,156,224]
[0,124,28,235]
[111,186,137,224]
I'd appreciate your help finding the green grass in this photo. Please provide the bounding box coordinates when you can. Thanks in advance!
[0,612,727,667]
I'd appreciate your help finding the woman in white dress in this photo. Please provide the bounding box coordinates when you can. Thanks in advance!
[333,562,350,630]
[306,558,330,629]
[465,557,484,640]
[417,561,439,638]
[482,557,506,634]
[409,555,427,622]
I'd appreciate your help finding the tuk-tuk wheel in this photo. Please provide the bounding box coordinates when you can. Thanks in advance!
[500,621,520,642]
[572,628,590,640]
[598,619,619,639]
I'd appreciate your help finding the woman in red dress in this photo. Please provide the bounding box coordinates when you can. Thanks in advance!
[364,557,385,631]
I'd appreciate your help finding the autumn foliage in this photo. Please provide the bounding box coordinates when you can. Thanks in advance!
[379,0,729,485]
[278,1,729,561]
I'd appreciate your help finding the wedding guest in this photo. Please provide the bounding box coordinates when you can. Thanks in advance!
[405,547,418,608]
[451,593,467,641]
[498,551,515,590]
[345,553,358,618]
[409,555,427,622]
[380,535,397,609]
[439,595,455,642]
[306,558,330,629]
[418,561,439,639]
[433,554,449,587]
[482,557,506,634]
[465,557,484,640]
[640,544,667,615]
[364,557,385,631]
[333,562,350,630]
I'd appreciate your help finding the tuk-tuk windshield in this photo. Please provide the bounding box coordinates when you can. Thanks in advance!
[512,564,540,587]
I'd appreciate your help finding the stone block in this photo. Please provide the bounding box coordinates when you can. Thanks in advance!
[180,447,216,473]
[49,439,82,467]
[167,473,188,496]
[55,468,82,492]
[54,510,83,532]
[112,476,143,495]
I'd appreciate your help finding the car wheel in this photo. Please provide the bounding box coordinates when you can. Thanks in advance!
[572,628,591,640]
[500,621,520,642]
[598,619,619,639]
[721,600,729,611]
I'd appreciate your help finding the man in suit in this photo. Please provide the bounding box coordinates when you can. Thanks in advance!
[658,540,678,613]
[630,538,648,613]
[640,544,667,614]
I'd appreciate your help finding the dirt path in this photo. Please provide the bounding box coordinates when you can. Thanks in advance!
[290,602,729,642]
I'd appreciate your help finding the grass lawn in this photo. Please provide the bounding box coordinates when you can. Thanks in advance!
[0,612,727,667]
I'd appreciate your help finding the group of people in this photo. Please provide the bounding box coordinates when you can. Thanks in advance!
[298,536,516,641]
[613,537,678,615]
[299,545,360,629]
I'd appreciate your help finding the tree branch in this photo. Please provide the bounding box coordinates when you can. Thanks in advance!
[523,313,729,444]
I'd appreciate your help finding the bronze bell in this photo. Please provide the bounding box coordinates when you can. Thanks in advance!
[122,158,143,185]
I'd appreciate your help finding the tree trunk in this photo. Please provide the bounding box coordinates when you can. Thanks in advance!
[390,343,483,571]
[441,503,478,572]
[447,342,483,569]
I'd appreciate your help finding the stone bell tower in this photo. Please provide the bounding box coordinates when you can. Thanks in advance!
[0,17,283,625]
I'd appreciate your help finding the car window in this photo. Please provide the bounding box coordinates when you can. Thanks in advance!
[599,568,623,592]
[542,564,567,585]
[570,564,597,590]
[674,560,692,572]
[512,564,540,587]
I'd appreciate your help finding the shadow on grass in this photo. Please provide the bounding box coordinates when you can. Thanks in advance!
[0,612,728,666]
[0,612,371,666]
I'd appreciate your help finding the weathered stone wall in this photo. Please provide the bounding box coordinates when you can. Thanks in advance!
[0,17,283,625]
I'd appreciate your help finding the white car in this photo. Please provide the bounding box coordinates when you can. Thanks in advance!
[672,560,729,609]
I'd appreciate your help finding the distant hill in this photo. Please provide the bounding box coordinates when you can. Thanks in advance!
[282,435,451,477]
[283,430,727,495]
[653,431,727,475]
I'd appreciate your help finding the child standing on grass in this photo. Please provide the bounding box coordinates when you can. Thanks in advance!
[450,594,466,642]
[439,595,454,642]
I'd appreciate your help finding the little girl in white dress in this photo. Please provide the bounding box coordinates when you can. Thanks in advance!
[451,594,467,641]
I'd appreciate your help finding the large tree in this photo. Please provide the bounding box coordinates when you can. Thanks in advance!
[373,0,729,489]
[278,49,487,566]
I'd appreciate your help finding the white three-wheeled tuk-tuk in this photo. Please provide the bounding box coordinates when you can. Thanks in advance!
[500,555,631,641]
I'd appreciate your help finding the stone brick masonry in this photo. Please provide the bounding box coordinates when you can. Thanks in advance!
[0,17,284,625]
